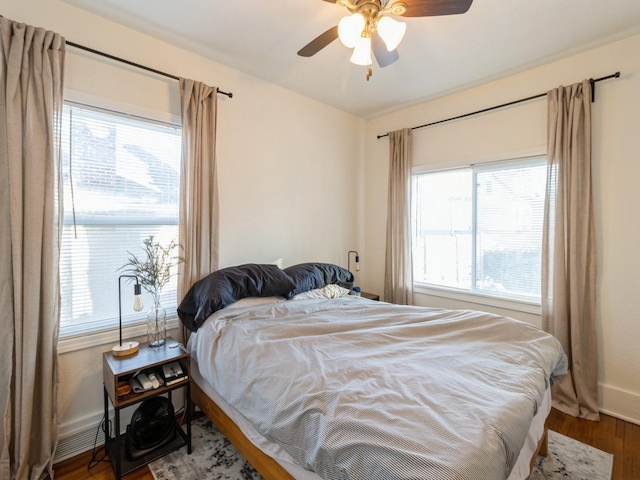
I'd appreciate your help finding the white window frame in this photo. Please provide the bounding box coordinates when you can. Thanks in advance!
[57,95,182,353]
[411,154,546,315]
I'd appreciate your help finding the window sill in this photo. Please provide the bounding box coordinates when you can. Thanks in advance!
[58,316,181,354]
[413,283,541,316]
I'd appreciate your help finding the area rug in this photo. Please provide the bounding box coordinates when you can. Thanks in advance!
[149,417,613,480]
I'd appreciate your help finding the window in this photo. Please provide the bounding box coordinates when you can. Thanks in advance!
[411,157,546,303]
[59,103,182,337]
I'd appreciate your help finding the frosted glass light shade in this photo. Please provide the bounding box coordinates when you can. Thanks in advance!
[350,36,372,66]
[377,16,406,51]
[338,13,365,48]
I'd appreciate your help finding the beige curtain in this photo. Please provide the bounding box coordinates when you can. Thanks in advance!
[0,17,65,480]
[178,78,219,304]
[543,79,599,420]
[384,128,414,305]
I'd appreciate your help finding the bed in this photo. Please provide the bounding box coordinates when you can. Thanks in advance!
[178,263,568,480]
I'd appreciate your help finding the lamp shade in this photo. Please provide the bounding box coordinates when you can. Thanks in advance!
[350,36,372,66]
[377,16,406,51]
[338,13,365,48]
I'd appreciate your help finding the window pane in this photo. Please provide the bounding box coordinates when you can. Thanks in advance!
[60,104,181,336]
[60,225,179,334]
[62,106,180,223]
[412,169,472,289]
[412,157,546,303]
[474,162,546,300]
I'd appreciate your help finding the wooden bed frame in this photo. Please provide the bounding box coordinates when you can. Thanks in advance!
[191,379,294,479]
[191,379,549,480]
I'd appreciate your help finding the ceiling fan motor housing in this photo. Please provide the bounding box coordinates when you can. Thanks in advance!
[342,0,409,25]
[338,0,408,41]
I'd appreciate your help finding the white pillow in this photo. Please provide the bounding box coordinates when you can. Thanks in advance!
[290,284,351,300]
[225,296,286,309]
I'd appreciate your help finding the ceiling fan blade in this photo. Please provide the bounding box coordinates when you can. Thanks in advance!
[401,0,473,17]
[372,33,399,68]
[297,25,339,57]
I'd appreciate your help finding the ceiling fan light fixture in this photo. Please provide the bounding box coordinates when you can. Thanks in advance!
[377,15,406,51]
[338,13,366,48]
[350,35,372,66]
[296,0,474,80]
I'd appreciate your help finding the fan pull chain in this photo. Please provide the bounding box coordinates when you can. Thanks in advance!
[366,65,373,81]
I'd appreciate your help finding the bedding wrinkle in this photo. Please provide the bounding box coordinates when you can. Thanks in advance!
[191,298,567,480]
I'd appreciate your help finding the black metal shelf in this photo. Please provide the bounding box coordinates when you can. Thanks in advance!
[106,419,189,477]
[103,339,192,479]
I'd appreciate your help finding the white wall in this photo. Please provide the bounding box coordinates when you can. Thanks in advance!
[1,0,365,460]
[364,34,640,425]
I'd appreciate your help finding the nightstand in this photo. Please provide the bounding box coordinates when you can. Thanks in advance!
[103,338,191,480]
[360,292,380,301]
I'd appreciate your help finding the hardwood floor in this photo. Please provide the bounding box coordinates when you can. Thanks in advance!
[53,408,639,480]
[52,447,153,480]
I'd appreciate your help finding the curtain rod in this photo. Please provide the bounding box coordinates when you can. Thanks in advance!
[65,40,233,98]
[377,71,620,139]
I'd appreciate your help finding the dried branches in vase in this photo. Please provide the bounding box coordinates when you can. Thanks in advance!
[120,236,184,347]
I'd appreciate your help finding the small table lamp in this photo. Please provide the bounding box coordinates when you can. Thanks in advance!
[348,250,360,272]
[112,275,144,357]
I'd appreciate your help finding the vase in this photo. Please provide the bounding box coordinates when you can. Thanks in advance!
[147,297,166,347]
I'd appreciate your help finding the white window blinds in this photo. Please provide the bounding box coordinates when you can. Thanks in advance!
[412,157,546,303]
[60,103,182,337]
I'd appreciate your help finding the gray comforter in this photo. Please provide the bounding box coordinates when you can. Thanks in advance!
[190,297,567,480]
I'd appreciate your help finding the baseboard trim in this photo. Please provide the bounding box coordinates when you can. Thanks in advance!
[600,383,640,426]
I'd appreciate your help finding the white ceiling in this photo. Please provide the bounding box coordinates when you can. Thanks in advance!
[62,0,640,119]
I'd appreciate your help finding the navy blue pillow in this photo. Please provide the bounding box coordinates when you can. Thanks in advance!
[178,264,296,332]
[283,263,354,299]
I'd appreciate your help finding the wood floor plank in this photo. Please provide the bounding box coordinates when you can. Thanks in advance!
[624,421,640,480]
[599,414,624,479]
[616,417,626,439]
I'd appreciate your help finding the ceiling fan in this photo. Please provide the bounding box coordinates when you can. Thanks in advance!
[298,0,473,80]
